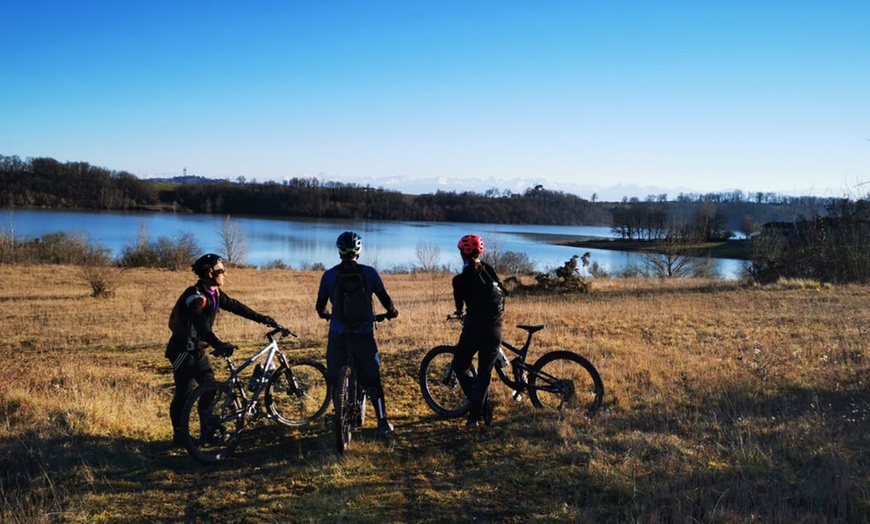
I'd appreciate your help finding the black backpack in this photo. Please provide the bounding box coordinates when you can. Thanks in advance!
[479,266,506,317]
[336,265,373,328]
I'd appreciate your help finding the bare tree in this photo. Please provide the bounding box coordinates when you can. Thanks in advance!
[218,215,247,266]
[414,241,442,273]
[739,214,759,239]
[642,227,718,278]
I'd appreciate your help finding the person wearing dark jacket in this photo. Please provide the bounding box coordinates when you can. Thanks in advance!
[315,231,399,436]
[451,234,506,429]
[165,253,278,445]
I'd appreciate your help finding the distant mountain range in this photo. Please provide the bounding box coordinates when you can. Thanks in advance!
[336,174,697,202]
[146,172,837,202]
[144,173,699,202]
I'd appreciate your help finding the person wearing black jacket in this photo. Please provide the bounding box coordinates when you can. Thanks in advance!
[451,234,506,429]
[165,253,278,445]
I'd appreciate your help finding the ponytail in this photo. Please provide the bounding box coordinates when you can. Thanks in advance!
[462,254,484,273]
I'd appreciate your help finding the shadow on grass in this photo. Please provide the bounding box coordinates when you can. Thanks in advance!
[2,378,866,522]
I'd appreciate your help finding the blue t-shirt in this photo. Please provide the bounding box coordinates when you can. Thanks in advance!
[317,262,385,333]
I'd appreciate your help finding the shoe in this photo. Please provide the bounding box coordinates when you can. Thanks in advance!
[482,398,493,427]
[465,418,481,430]
[377,418,394,436]
[172,430,187,447]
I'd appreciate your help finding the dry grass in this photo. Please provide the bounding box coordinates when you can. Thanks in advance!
[1,265,868,523]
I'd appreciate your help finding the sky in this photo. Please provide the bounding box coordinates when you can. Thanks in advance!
[1,1,868,199]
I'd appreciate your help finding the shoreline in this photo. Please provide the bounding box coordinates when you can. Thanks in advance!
[556,238,752,260]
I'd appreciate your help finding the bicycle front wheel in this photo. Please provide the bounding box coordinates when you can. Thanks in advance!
[334,365,355,454]
[266,359,330,426]
[528,351,604,416]
[180,381,244,464]
[418,345,471,418]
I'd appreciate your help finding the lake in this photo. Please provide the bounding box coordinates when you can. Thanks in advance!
[2,208,746,278]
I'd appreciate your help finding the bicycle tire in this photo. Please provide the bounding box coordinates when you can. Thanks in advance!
[418,345,472,418]
[334,365,355,454]
[180,381,244,464]
[265,359,330,426]
[528,350,604,416]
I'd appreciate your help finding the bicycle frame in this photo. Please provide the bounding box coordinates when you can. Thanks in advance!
[494,328,538,394]
[445,315,539,393]
[218,328,293,408]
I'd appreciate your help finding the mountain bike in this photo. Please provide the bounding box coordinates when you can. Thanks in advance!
[179,325,330,464]
[334,313,389,454]
[419,315,604,419]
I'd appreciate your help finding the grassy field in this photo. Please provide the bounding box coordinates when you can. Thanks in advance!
[1,265,868,523]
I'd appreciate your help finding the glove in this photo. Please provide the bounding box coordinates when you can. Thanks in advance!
[318,311,331,321]
[213,342,236,357]
[385,308,399,320]
[260,315,278,328]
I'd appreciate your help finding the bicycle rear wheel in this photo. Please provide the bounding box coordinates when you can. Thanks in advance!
[266,359,330,426]
[180,381,244,464]
[528,351,604,416]
[334,365,355,454]
[419,345,472,418]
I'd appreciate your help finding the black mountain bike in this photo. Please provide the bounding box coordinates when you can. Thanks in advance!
[334,313,389,454]
[419,315,604,418]
[180,326,330,464]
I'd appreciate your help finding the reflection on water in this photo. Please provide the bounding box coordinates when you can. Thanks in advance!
[7,208,744,278]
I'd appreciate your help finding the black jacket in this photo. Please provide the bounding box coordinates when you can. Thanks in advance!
[165,281,266,359]
[452,261,506,328]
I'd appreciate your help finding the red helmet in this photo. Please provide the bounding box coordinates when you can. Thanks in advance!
[458,234,484,256]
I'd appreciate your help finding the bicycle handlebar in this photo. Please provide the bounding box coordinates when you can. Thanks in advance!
[266,325,296,339]
[208,325,295,359]
[319,311,394,323]
[446,313,464,323]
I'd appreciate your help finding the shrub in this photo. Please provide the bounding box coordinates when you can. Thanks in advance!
[483,250,536,276]
[0,231,112,266]
[80,262,126,298]
[262,259,290,270]
[513,254,592,294]
[118,232,199,270]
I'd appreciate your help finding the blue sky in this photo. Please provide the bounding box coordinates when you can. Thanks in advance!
[2,1,868,198]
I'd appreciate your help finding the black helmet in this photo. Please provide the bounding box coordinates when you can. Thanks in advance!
[192,253,223,277]
[336,231,362,258]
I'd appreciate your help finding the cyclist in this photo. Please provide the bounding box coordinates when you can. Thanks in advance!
[315,231,399,436]
[451,234,507,429]
[165,253,279,446]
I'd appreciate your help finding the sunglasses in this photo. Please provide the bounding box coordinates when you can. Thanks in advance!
[213,268,227,275]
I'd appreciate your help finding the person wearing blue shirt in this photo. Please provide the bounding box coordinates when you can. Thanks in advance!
[315,231,399,436]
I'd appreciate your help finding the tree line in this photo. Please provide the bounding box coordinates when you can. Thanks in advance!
[1,155,610,225]
[0,154,843,227]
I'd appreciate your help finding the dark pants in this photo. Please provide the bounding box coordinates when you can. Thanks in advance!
[326,331,387,418]
[452,324,502,421]
[168,349,215,432]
